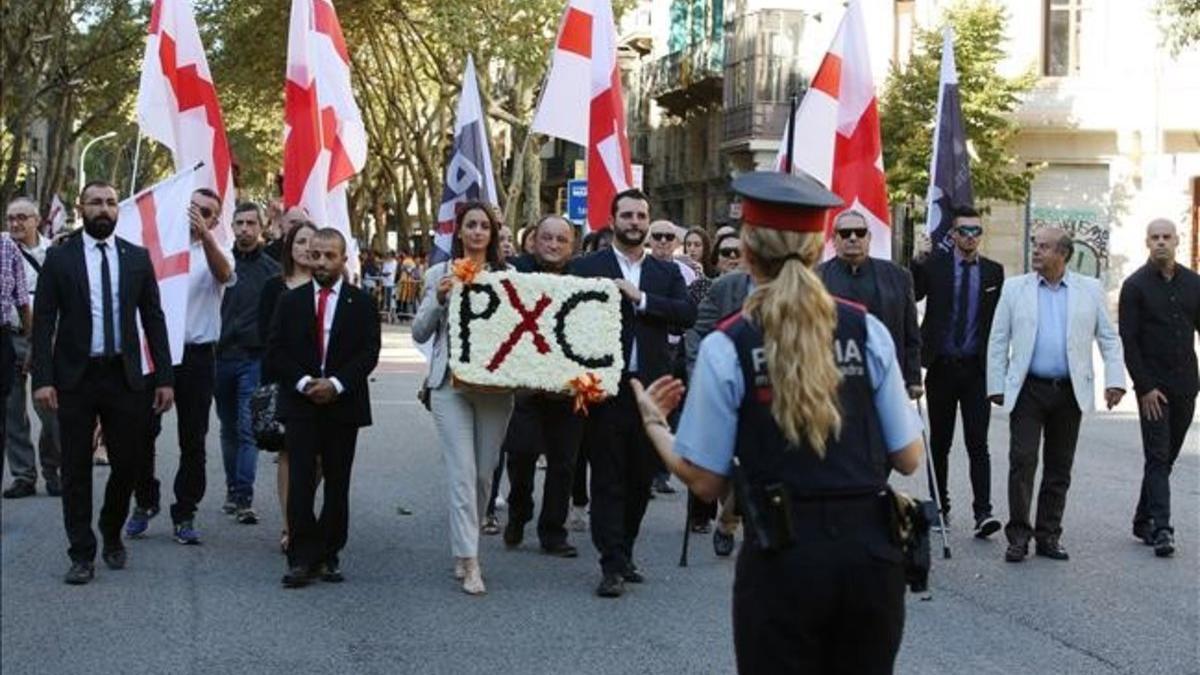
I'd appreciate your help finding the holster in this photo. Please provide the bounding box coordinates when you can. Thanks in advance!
[887,487,936,593]
[732,458,795,553]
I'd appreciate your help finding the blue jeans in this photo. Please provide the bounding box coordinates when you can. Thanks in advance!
[215,356,261,506]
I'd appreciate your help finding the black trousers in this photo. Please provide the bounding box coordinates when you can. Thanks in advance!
[504,396,583,547]
[135,343,215,523]
[0,329,13,475]
[58,359,152,562]
[1133,391,1195,535]
[924,356,992,520]
[732,497,905,674]
[285,415,358,569]
[589,378,655,575]
[572,425,591,508]
[1005,378,1082,547]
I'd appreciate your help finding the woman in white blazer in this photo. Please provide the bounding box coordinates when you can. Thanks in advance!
[412,202,514,595]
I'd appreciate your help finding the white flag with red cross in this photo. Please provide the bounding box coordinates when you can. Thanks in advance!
[531,0,632,231]
[775,0,890,260]
[116,164,201,374]
[282,0,367,246]
[137,0,234,247]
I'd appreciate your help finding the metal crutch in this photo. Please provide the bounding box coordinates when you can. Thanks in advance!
[916,397,952,559]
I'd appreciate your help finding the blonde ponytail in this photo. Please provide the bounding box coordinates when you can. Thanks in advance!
[741,227,842,457]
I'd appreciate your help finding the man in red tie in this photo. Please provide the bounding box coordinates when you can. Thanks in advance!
[266,228,380,588]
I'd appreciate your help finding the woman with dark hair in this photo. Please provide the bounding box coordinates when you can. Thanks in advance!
[683,227,716,279]
[258,220,319,553]
[581,228,614,254]
[413,201,513,595]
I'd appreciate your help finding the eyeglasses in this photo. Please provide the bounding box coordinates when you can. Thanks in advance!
[954,225,983,238]
[719,247,741,259]
[5,214,33,223]
[650,232,676,242]
[836,228,869,240]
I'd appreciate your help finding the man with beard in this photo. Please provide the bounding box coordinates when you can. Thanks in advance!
[500,215,585,557]
[31,180,174,584]
[126,188,234,545]
[267,228,380,588]
[569,190,696,597]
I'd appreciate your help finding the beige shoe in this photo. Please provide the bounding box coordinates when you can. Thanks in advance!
[461,557,486,595]
[453,557,468,580]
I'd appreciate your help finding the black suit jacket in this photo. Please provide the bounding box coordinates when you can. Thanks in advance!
[818,257,921,386]
[568,248,696,383]
[266,280,381,428]
[911,251,1005,368]
[31,234,172,392]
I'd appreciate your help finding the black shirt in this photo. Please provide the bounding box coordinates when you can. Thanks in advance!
[218,247,280,359]
[1118,261,1200,397]
[828,258,882,311]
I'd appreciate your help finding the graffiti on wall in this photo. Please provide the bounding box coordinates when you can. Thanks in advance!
[1030,207,1110,278]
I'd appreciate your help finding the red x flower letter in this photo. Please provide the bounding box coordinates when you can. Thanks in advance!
[486,280,553,372]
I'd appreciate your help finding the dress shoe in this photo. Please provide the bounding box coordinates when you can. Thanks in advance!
[1153,530,1175,558]
[2,481,35,499]
[64,561,95,585]
[45,477,61,497]
[1133,522,1156,546]
[541,542,578,558]
[282,565,313,588]
[1035,541,1070,561]
[101,546,127,570]
[621,565,645,584]
[461,557,486,595]
[713,529,736,557]
[1004,543,1028,562]
[503,521,524,548]
[596,573,625,598]
[974,516,1001,539]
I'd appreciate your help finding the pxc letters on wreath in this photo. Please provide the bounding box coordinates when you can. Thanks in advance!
[448,271,625,396]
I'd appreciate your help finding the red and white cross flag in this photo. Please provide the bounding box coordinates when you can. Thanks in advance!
[45,194,67,238]
[283,0,367,246]
[531,0,632,231]
[775,0,891,260]
[137,0,235,247]
[116,163,201,374]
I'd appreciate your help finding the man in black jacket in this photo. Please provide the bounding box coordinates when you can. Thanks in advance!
[267,228,380,587]
[569,189,696,598]
[215,202,280,524]
[501,215,585,557]
[817,210,922,394]
[1119,218,1200,558]
[912,207,1005,536]
[31,180,174,584]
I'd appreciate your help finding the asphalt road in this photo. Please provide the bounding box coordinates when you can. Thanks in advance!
[2,327,1197,674]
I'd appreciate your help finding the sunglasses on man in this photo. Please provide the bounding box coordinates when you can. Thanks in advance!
[835,227,869,240]
[650,232,676,242]
[954,225,983,238]
[718,247,741,259]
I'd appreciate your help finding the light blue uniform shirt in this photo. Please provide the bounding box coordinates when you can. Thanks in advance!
[1029,276,1070,379]
[675,314,924,477]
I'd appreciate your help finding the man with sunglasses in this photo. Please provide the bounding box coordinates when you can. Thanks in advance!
[912,207,1005,537]
[127,188,234,545]
[818,210,922,396]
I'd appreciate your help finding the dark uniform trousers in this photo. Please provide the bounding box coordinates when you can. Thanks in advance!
[135,343,215,523]
[1005,377,1082,546]
[59,359,153,561]
[589,376,655,575]
[504,395,583,547]
[733,496,905,675]
[924,355,992,519]
[1133,391,1195,534]
[286,415,359,569]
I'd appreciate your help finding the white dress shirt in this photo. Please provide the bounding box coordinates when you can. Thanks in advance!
[612,247,648,372]
[82,230,122,356]
[296,278,345,395]
[184,240,235,345]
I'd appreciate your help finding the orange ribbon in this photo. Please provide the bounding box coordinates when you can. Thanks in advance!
[569,373,606,416]
[451,258,482,284]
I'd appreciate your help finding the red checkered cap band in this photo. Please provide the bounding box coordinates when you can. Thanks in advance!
[740,198,827,233]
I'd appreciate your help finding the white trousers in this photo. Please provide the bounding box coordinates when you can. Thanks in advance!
[430,382,514,558]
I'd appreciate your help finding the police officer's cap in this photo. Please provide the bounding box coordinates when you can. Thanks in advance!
[732,171,843,233]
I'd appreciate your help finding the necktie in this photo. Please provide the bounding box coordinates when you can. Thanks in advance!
[315,287,333,370]
[98,242,116,357]
[954,259,974,350]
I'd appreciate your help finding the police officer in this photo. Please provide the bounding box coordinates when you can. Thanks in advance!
[631,171,925,673]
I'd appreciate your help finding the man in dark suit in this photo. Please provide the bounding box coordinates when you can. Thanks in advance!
[569,189,696,598]
[818,211,922,395]
[267,228,380,588]
[31,180,175,585]
[912,207,1005,537]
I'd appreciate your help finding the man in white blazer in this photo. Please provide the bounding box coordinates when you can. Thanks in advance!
[987,227,1125,563]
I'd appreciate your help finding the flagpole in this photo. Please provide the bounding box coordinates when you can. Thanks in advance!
[129,132,143,197]
[784,91,798,174]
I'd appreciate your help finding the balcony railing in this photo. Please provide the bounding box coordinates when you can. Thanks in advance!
[648,38,725,116]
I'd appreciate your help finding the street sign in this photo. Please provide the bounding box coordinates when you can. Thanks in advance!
[567,179,587,223]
